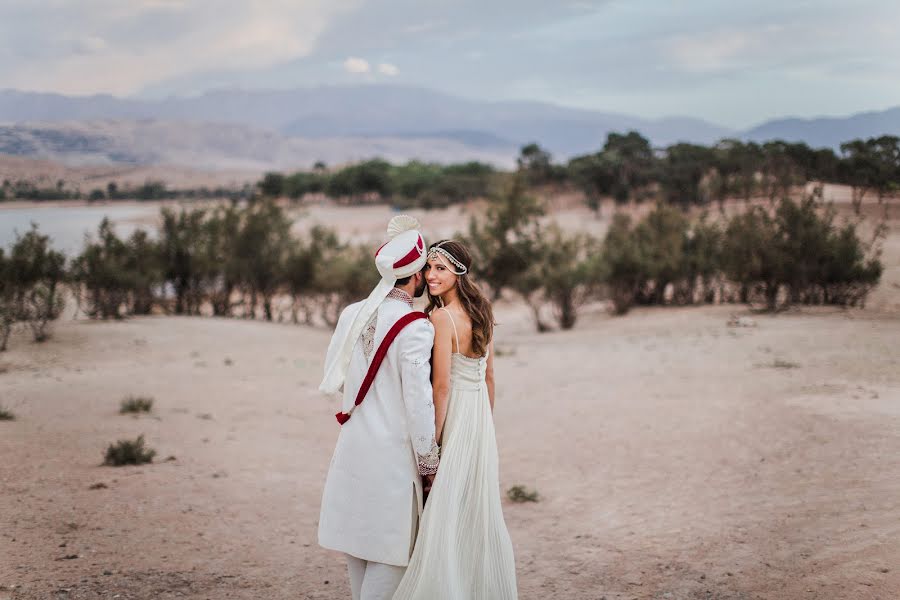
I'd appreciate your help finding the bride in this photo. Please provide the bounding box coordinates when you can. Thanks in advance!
[393,240,517,599]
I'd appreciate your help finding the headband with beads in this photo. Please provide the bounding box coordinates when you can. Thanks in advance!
[427,241,468,275]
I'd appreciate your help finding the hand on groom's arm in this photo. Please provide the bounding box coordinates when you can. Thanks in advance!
[423,473,436,496]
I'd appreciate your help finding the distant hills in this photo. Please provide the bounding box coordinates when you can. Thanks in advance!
[742,106,900,149]
[0,120,515,171]
[1,85,898,171]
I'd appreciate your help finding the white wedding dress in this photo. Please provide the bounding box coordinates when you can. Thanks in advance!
[393,309,517,600]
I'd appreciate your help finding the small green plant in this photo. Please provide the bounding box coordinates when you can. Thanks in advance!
[771,359,800,369]
[506,485,539,503]
[0,406,15,421]
[103,435,156,466]
[119,396,154,414]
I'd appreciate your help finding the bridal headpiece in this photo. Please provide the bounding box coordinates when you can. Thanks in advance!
[427,241,468,275]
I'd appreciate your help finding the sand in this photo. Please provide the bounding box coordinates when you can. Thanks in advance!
[1,303,898,599]
[1,194,899,599]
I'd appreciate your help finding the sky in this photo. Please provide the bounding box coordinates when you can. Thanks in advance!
[1,0,899,128]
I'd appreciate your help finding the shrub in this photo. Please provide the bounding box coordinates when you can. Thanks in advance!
[720,194,883,310]
[119,396,154,414]
[466,177,544,300]
[0,406,15,420]
[103,435,156,466]
[599,213,646,315]
[632,203,689,304]
[507,485,539,503]
[70,218,139,319]
[2,224,67,346]
[533,225,598,330]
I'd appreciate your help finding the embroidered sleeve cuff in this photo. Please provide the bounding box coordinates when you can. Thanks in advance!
[416,439,440,476]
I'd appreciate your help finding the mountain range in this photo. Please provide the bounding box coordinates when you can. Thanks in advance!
[1,85,898,171]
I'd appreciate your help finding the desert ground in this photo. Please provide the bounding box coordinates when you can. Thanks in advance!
[1,195,899,600]
[0,155,260,194]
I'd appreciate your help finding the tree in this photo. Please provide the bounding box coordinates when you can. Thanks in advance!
[159,207,208,315]
[325,159,393,201]
[721,207,783,309]
[123,229,163,315]
[235,201,293,321]
[760,141,804,203]
[517,143,555,186]
[602,131,656,204]
[633,204,688,304]
[466,177,544,300]
[713,139,763,204]
[203,205,242,317]
[259,172,286,198]
[0,249,15,350]
[534,225,598,329]
[660,143,716,207]
[70,218,132,319]
[678,213,723,304]
[839,136,900,213]
[599,213,646,314]
[567,152,615,215]
[6,225,66,342]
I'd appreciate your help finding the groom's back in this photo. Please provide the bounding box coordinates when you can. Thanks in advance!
[319,296,436,567]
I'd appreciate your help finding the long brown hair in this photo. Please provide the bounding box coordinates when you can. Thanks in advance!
[425,240,495,357]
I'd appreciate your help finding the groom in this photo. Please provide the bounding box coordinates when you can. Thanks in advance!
[318,216,440,600]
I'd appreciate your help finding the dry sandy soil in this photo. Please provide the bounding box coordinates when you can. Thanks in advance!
[1,196,899,600]
[0,155,259,192]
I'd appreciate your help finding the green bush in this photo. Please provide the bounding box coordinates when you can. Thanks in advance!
[600,213,645,315]
[466,177,544,301]
[719,194,883,310]
[103,435,156,466]
[120,396,154,414]
[1,225,66,347]
[70,218,145,319]
[532,225,598,330]
[507,485,539,502]
[0,406,15,421]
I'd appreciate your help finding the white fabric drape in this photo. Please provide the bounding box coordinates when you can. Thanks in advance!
[393,351,518,599]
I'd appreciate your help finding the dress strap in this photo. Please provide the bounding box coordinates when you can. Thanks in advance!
[438,307,460,354]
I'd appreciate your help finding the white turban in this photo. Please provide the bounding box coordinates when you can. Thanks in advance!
[319,216,427,394]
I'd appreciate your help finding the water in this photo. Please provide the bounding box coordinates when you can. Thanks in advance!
[0,204,161,256]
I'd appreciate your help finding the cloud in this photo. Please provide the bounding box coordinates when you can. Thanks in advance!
[0,0,360,95]
[666,30,756,74]
[378,62,399,76]
[343,56,371,74]
[71,35,109,55]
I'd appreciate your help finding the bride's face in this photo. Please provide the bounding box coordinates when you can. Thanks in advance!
[424,256,457,298]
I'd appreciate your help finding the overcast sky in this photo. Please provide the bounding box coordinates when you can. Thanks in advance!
[2,0,899,128]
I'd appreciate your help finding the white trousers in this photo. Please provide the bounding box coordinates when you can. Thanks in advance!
[346,555,406,600]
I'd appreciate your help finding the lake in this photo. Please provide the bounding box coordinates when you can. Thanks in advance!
[0,203,163,256]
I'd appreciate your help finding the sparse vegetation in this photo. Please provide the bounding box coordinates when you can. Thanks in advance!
[1,130,890,341]
[771,359,801,369]
[260,159,499,208]
[119,396,154,414]
[250,134,899,213]
[103,434,156,466]
[0,225,66,349]
[507,485,540,503]
[463,169,883,330]
[1,176,252,202]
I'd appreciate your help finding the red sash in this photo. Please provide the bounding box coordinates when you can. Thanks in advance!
[335,311,428,425]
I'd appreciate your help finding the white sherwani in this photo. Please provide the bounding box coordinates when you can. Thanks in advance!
[318,295,438,567]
